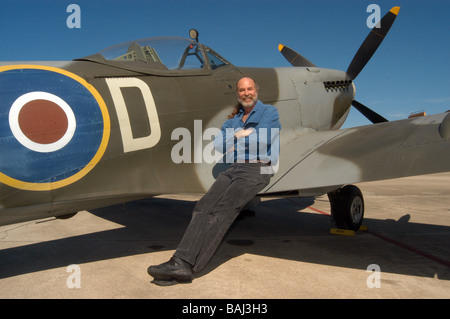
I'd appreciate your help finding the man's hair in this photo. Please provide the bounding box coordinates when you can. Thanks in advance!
[228,103,242,119]
[228,77,259,119]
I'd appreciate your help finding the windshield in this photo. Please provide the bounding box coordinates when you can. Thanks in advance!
[98,37,229,70]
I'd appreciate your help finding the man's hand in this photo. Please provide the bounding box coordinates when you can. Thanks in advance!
[234,128,254,139]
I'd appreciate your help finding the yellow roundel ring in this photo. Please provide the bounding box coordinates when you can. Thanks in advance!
[0,64,110,191]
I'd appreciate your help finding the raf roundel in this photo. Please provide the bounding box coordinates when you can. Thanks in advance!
[9,91,77,153]
[0,65,110,191]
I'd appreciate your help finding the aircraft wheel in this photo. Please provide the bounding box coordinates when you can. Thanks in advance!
[328,185,364,231]
[55,212,78,219]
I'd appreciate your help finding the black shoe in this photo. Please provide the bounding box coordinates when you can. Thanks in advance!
[147,257,192,285]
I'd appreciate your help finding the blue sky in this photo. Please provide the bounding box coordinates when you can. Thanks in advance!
[0,0,448,128]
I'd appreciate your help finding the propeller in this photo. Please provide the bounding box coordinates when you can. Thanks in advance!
[347,6,400,80]
[278,44,315,67]
[351,100,388,124]
[278,6,400,124]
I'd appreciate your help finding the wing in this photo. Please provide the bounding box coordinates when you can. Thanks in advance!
[265,112,450,196]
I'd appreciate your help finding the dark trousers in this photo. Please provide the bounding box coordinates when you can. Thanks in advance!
[174,163,272,273]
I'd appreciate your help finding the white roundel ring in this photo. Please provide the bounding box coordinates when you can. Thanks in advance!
[9,91,77,153]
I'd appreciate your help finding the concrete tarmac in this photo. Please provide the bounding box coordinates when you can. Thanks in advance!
[0,173,449,299]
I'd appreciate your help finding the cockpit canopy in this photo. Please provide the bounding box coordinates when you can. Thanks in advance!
[95,37,230,71]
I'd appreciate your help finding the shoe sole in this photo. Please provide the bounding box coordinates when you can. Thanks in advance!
[151,278,192,286]
[147,267,192,283]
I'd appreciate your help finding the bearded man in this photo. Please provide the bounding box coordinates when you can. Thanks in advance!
[147,77,281,285]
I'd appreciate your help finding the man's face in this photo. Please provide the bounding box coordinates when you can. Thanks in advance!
[237,78,258,108]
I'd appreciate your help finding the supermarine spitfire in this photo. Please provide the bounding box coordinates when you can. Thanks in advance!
[0,7,449,230]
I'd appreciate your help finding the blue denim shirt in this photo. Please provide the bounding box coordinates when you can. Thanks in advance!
[213,100,281,164]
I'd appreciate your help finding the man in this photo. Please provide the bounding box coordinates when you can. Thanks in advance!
[147,77,281,285]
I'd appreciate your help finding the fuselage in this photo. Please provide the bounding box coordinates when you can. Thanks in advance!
[0,37,355,225]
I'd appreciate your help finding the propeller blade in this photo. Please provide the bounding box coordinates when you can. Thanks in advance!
[278,44,316,67]
[346,6,400,80]
[352,100,388,124]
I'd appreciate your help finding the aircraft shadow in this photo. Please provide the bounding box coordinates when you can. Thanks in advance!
[0,196,449,280]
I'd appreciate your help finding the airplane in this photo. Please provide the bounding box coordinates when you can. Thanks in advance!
[0,6,449,231]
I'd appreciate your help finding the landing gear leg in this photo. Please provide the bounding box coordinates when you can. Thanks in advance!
[328,185,364,231]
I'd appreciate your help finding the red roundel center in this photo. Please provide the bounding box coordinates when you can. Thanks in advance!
[18,99,68,144]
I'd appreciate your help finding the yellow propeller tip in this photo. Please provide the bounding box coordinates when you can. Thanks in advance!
[278,44,284,52]
[390,6,400,15]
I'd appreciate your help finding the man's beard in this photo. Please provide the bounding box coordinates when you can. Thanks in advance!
[238,94,258,108]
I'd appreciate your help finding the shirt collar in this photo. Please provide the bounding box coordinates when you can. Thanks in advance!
[238,100,262,116]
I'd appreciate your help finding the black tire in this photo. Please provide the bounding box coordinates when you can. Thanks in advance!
[328,185,364,231]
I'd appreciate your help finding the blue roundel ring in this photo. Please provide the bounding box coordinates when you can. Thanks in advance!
[0,65,110,191]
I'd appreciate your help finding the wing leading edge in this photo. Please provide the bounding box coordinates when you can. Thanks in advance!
[266,112,450,196]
